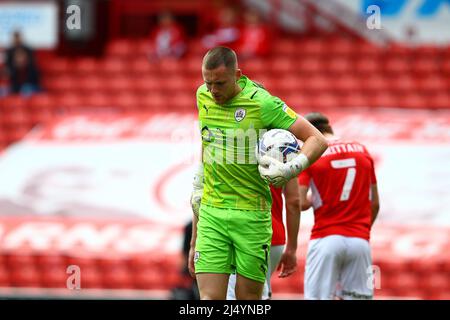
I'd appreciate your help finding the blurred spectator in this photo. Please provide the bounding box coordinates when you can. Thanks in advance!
[201,6,240,50]
[237,10,271,59]
[148,11,187,61]
[0,49,8,97]
[5,31,41,96]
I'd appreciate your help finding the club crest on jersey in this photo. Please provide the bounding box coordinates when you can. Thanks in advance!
[234,108,246,122]
[194,251,200,263]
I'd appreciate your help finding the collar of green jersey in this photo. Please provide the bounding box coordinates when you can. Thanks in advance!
[222,75,249,106]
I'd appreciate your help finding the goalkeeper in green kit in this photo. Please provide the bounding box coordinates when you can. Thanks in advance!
[189,46,328,300]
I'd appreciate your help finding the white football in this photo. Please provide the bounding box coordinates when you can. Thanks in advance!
[257,129,301,163]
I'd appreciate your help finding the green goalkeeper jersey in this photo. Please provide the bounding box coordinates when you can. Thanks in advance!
[196,75,297,211]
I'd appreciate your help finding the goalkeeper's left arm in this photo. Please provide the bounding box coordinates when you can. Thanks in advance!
[258,116,328,187]
[188,163,203,278]
[190,163,204,218]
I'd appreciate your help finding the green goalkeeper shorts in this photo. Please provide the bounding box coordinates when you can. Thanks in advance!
[194,204,272,283]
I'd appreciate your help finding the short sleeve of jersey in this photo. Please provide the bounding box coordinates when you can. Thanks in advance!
[298,169,311,186]
[260,95,297,130]
[370,158,377,184]
[363,145,377,184]
[196,84,206,110]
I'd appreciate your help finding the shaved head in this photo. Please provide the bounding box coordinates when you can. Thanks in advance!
[202,46,238,71]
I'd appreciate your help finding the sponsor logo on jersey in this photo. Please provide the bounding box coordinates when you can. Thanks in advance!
[201,126,213,142]
[234,108,246,122]
[282,104,297,119]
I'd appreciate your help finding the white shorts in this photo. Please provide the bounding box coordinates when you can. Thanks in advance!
[304,235,373,300]
[227,244,285,300]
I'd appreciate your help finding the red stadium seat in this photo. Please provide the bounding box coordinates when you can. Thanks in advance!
[297,58,323,74]
[83,93,114,109]
[442,59,450,75]
[388,44,411,58]
[106,39,136,57]
[354,42,381,58]
[303,75,330,92]
[414,45,442,59]
[183,55,203,75]
[97,257,129,271]
[160,76,187,92]
[429,93,450,109]
[0,266,9,286]
[10,266,41,287]
[361,75,387,92]
[40,57,71,74]
[65,255,98,269]
[387,273,419,292]
[384,58,410,74]
[412,58,438,75]
[75,57,100,74]
[107,76,134,92]
[391,76,416,93]
[420,274,450,294]
[272,38,297,56]
[398,93,427,109]
[135,39,151,55]
[101,58,127,74]
[133,271,165,289]
[334,76,360,93]
[270,58,297,74]
[0,106,30,127]
[47,75,78,92]
[418,76,447,93]
[102,266,133,289]
[159,59,181,74]
[130,57,158,74]
[298,39,327,56]
[311,93,340,109]
[242,59,266,75]
[139,93,168,112]
[115,93,140,113]
[29,94,55,110]
[1,95,27,110]
[41,266,68,288]
[128,256,157,272]
[354,58,381,75]
[187,38,206,56]
[171,93,196,112]
[79,266,103,289]
[329,39,356,56]
[370,92,399,108]
[340,93,369,108]
[275,75,304,94]
[327,58,353,74]
[134,75,162,93]
[36,254,66,269]
[56,93,84,113]
[3,125,33,143]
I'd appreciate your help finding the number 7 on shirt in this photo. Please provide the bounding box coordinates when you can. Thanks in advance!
[331,158,356,201]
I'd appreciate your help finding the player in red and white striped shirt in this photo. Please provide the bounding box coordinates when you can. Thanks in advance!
[298,112,380,300]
